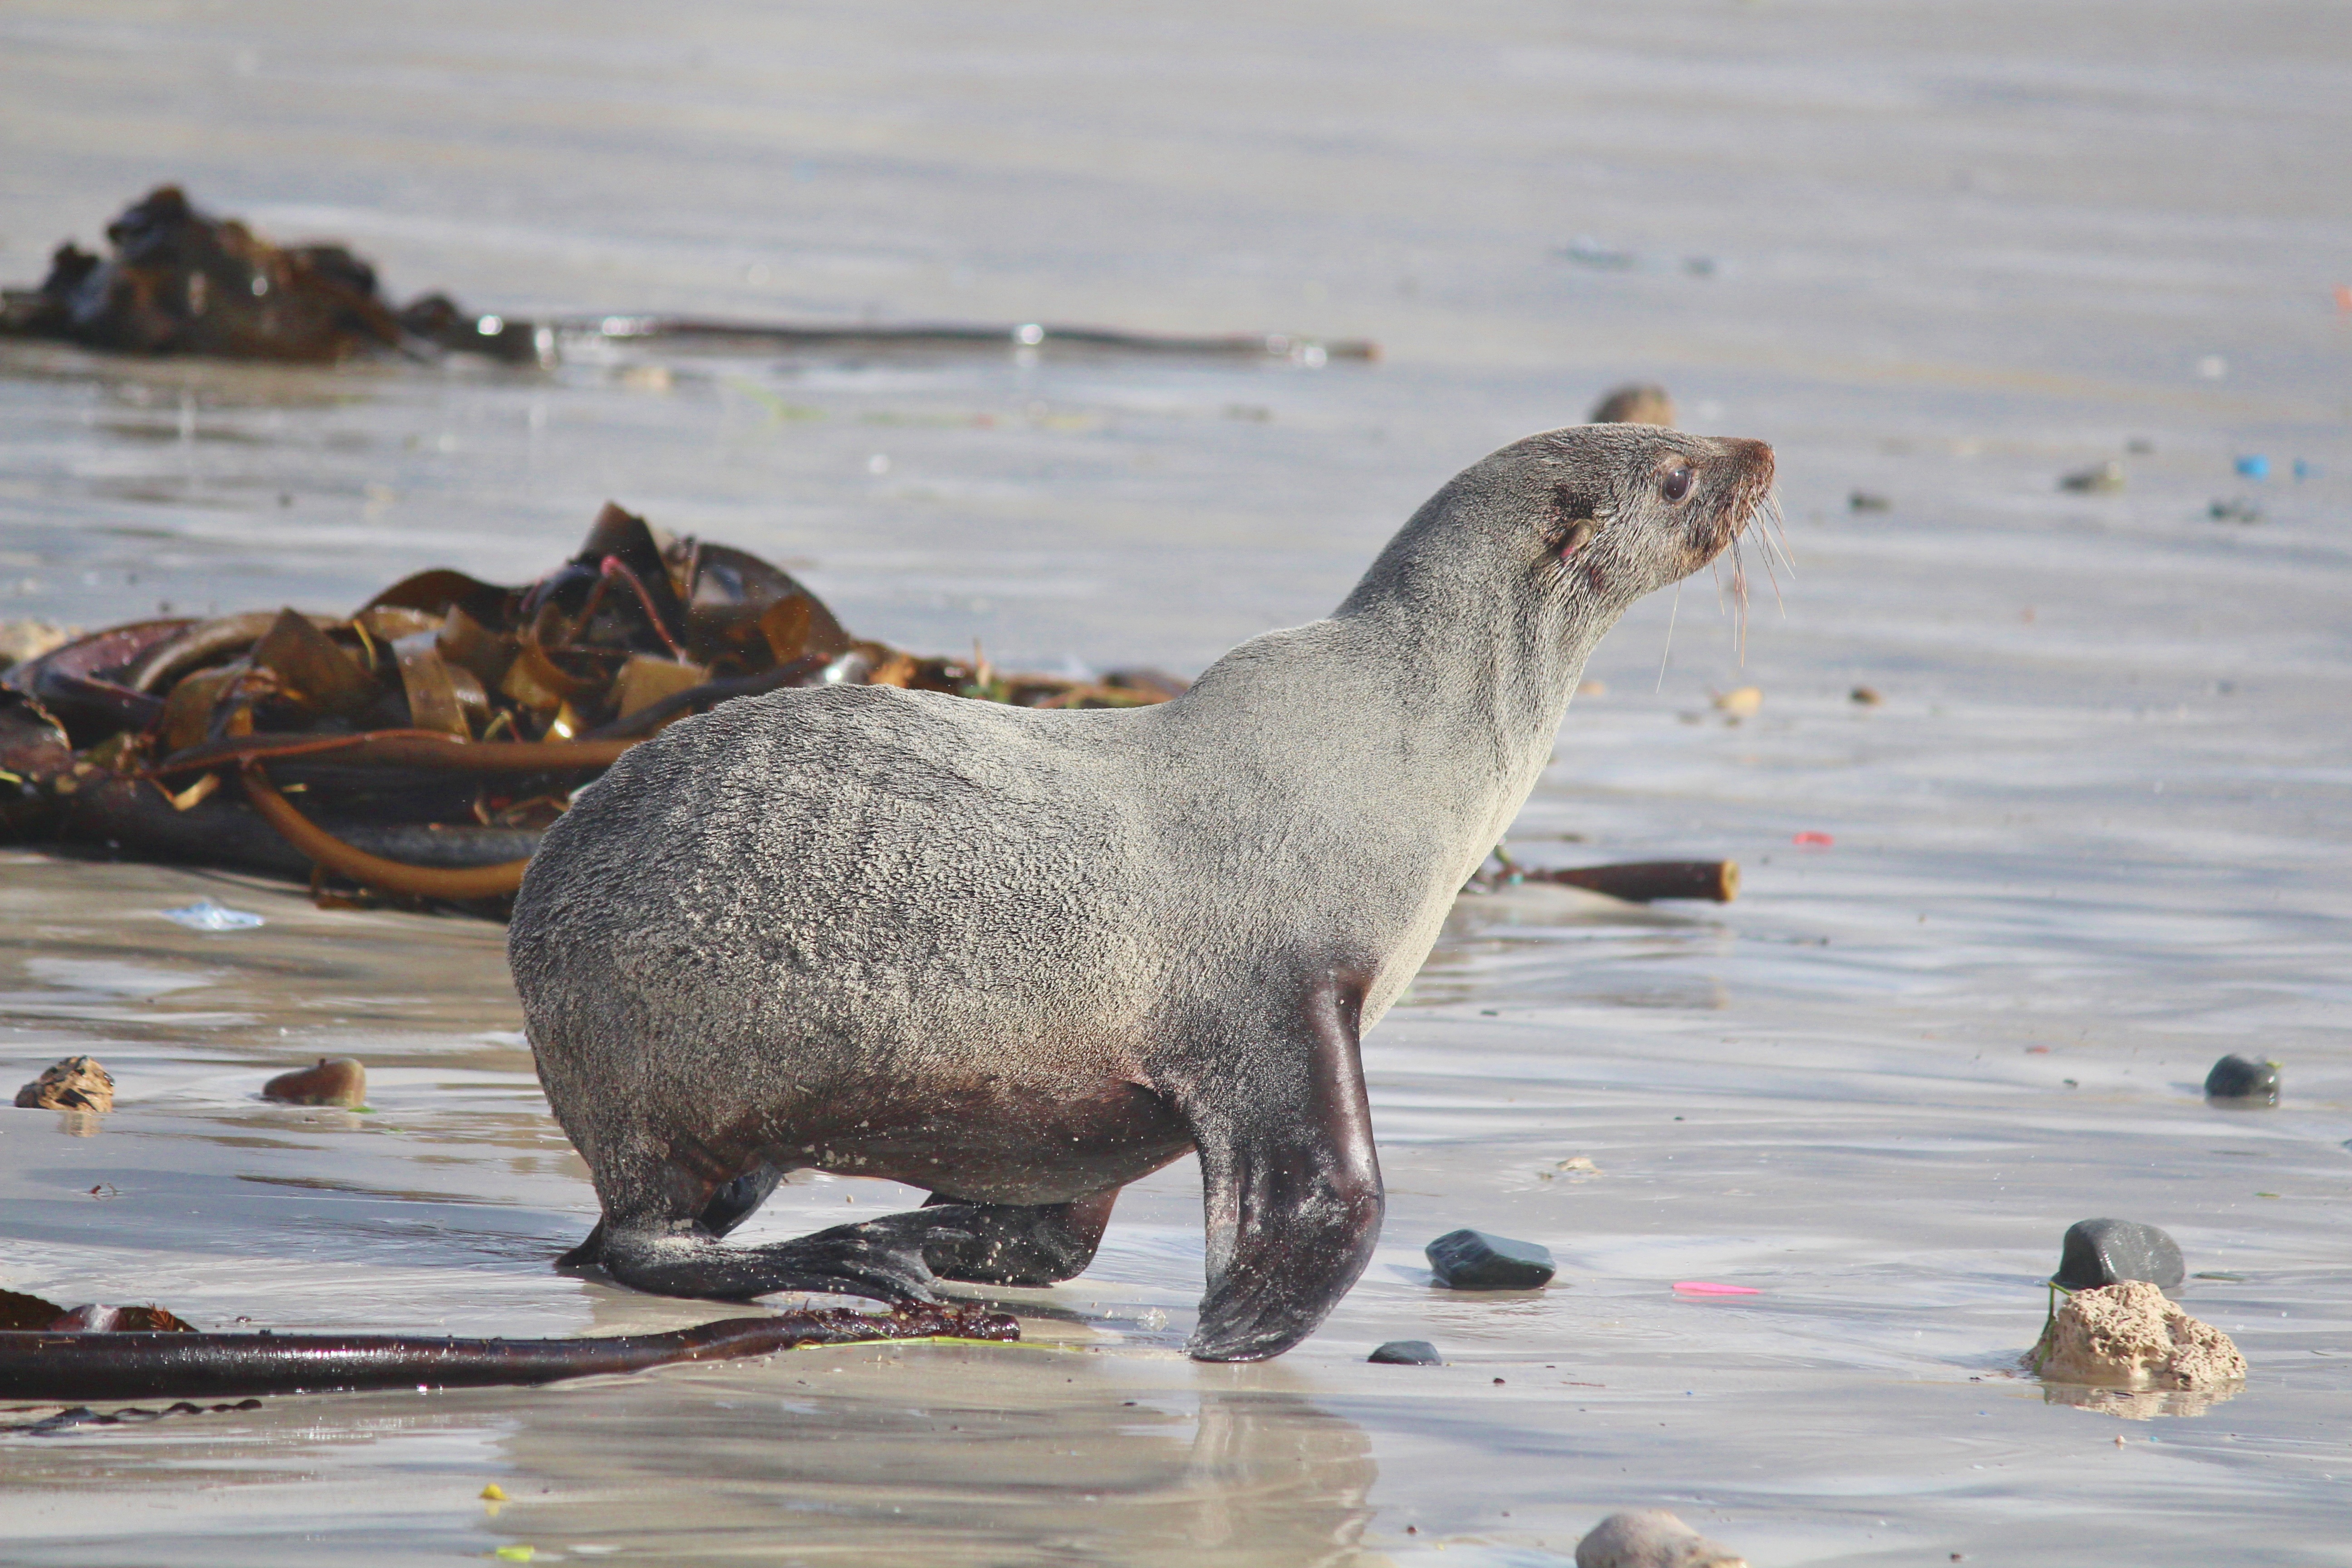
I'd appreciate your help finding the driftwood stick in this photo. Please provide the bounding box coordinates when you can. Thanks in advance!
[565,315,1377,361]
[0,1301,1018,1403]
[1519,859,1740,904]
[153,730,638,778]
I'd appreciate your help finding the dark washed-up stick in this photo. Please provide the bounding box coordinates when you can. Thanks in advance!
[564,315,1378,361]
[152,730,641,777]
[0,1301,1018,1402]
[1524,860,1740,903]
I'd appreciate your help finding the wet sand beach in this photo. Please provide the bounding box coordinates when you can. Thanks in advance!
[3,2,2349,1562]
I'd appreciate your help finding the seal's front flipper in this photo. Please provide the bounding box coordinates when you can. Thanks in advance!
[918,1190,1120,1285]
[1178,972,1385,1362]
[596,1212,943,1305]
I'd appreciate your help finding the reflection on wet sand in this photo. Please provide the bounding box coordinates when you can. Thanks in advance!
[489,1357,1382,1567]
[1414,881,1729,1012]
[2038,1381,2241,1424]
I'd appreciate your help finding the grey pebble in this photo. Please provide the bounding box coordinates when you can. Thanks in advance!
[2204,1053,2279,1105]
[2053,1217,2184,1293]
[1426,1229,1556,1290]
[1367,1339,1443,1366]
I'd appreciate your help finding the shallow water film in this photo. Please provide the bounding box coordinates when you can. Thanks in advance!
[3,1,2349,1563]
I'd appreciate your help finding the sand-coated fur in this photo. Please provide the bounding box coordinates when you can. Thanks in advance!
[510,422,1776,1360]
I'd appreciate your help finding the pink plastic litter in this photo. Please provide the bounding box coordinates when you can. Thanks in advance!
[1673,1281,1762,1296]
[1792,831,1834,847]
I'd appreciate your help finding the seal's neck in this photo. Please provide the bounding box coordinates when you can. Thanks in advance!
[1176,476,1622,860]
[1328,473,1617,807]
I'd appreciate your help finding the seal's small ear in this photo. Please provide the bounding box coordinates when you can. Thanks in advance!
[1550,483,1608,558]
[1551,483,1600,524]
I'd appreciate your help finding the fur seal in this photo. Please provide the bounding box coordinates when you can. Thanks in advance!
[508,422,1777,1361]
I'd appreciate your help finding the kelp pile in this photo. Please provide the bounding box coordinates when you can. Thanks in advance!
[0,186,542,365]
[0,504,1179,911]
[1,186,1373,366]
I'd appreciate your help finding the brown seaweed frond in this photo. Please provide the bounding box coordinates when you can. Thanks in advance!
[1,503,1185,911]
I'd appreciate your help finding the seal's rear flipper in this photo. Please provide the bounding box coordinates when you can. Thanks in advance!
[918,1190,1120,1285]
[594,1213,947,1304]
[1177,972,1385,1362]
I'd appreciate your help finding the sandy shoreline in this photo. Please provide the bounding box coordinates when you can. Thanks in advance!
[5,0,2349,1560]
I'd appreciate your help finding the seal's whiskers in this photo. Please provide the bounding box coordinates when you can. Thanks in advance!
[1758,489,1793,578]
[1655,580,1683,692]
[1725,540,1751,662]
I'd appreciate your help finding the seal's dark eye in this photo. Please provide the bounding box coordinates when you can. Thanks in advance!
[1661,464,1694,503]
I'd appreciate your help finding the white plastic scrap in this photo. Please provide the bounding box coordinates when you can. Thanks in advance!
[161,898,265,931]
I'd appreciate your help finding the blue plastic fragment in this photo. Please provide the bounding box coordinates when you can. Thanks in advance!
[2234,454,2270,480]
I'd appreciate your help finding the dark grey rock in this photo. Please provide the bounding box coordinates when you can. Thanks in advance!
[2205,1054,2279,1104]
[1368,1339,1443,1366]
[1426,1229,1556,1290]
[2053,1218,2184,1293]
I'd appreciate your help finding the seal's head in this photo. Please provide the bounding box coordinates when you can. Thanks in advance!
[1531,422,1777,612]
[1342,421,1779,660]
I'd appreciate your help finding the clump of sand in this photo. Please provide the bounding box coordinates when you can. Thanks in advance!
[14,1055,114,1112]
[0,619,77,671]
[1587,384,1678,427]
[1575,1509,1748,1568]
[2030,1280,2245,1391]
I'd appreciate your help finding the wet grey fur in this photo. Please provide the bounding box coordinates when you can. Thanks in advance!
[510,422,1775,1360]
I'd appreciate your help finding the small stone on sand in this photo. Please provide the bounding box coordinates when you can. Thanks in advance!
[2059,461,2126,493]
[2203,1053,2278,1104]
[1368,1339,1443,1365]
[1849,685,1883,706]
[262,1057,368,1107]
[2053,1217,2184,1292]
[14,1056,114,1112]
[0,620,78,671]
[1426,1229,1556,1290]
[1712,686,1763,718]
[1847,490,1891,512]
[1588,385,1677,426]
[1575,1509,1749,1568]
[2030,1280,2245,1391]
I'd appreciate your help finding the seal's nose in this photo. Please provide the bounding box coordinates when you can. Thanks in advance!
[1727,438,1776,489]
